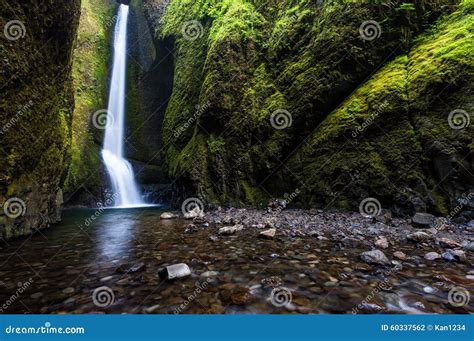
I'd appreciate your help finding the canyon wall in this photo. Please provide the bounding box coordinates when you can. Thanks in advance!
[143,0,472,218]
[0,0,81,239]
[1,0,472,241]
[64,0,117,206]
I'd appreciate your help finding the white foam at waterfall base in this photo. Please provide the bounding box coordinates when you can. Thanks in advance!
[101,4,147,208]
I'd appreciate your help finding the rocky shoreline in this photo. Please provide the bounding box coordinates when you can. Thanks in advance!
[163,207,474,268]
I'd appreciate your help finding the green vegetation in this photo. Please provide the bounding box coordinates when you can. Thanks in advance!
[64,0,116,202]
[0,0,472,241]
[155,0,469,213]
[0,0,81,238]
[286,0,473,214]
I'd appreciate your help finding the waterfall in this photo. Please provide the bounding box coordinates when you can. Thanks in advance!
[102,4,145,208]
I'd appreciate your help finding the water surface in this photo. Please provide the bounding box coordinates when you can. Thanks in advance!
[0,208,472,314]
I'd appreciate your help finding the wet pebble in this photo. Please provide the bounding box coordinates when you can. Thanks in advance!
[360,250,390,266]
[424,252,441,261]
[31,292,43,299]
[144,304,160,313]
[160,212,178,219]
[209,236,219,242]
[100,276,113,282]
[116,278,129,286]
[259,228,276,239]
[201,271,219,278]
[393,251,407,261]
[407,231,432,243]
[411,213,436,228]
[375,236,389,249]
[62,287,75,295]
[462,241,474,251]
[63,297,76,307]
[423,286,436,294]
[185,224,198,234]
[438,238,462,249]
[218,225,243,235]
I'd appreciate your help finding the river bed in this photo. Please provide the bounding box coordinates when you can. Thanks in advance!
[0,207,472,314]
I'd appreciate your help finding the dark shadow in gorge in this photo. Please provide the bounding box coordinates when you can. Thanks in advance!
[124,3,176,203]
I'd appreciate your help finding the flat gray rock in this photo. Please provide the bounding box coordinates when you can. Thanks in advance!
[411,213,435,228]
[407,231,431,243]
[159,263,191,280]
[360,250,390,265]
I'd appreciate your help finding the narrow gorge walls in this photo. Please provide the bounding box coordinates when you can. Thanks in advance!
[0,0,472,242]
[0,0,81,239]
[145,0,473,217]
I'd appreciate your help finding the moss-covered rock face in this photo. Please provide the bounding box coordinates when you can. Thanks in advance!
[283,0,474,216]
[124,0,173,187]
[0,0,81,239]
[146,0,471,216]
[63,0,117,206]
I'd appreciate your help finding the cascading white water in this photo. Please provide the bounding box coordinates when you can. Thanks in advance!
[102,4,145,208]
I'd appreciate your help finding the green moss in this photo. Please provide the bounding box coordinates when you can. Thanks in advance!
[155,0,467,212]
[64,0,116,198]
[0,0,81,238]
[284,0,473,213]
[208,137,226,153]
[240,180,267,206]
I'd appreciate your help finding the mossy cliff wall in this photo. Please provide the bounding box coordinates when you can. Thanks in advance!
[283,1,474,216]
[144,0,471,217]
[63,0,117,206]
[0,0,81,239]
[124,0,172,190]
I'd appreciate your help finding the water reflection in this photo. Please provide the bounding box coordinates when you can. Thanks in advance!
[94,209,137,260]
